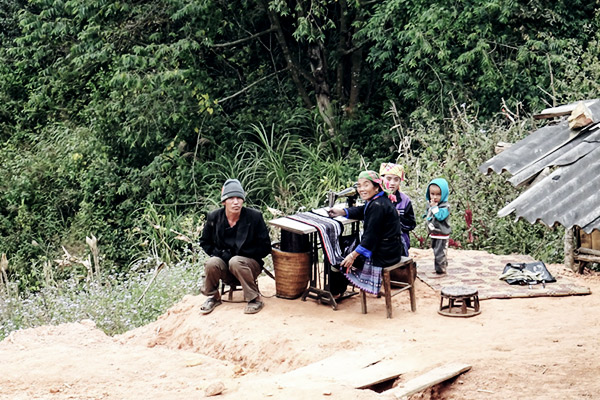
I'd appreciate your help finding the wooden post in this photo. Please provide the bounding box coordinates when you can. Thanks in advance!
[564,227,576,272]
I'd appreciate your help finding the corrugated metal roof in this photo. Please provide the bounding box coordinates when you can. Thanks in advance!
[479,100,600,233]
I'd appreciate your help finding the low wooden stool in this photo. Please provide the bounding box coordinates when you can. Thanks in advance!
[221,281,244,302]
[360,258,417,318]
[438,286,481,317]
[220,266,274,303]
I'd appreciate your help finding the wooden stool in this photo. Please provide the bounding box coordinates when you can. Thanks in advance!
[360,258,417,318]
[220,266,274,303]
[438,286,481,317]
[221,281,244,302]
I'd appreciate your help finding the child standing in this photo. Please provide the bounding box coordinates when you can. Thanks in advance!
[425,178,451,274]
[379,163,416,258]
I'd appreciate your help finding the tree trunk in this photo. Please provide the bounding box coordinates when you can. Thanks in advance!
[345,7,364,117]
[259,0,313,109]
[308,42,335,135]
[346,46,363,116]
[336,0,349,102]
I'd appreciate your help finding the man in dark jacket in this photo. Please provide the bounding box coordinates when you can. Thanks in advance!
[199,179,271,314]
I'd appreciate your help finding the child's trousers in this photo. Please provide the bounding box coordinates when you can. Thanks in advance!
[431,238,448,273]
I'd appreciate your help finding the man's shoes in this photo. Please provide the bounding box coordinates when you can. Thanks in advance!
[244,299,264,314]
[435,269,446,275]
[200,297,222,315]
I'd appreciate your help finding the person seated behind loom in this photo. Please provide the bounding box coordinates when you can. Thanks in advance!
[327,171,403,294]
[379,162,416,258]
[199,179,271,315]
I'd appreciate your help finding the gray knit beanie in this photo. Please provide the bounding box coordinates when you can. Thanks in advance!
[220,178,246,201]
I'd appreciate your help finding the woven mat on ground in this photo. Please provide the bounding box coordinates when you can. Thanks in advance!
[412,249,591,300]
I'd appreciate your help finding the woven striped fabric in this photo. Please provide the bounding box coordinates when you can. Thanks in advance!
[287,212,344,265]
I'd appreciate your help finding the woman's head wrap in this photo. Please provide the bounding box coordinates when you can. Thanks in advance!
[379,162,405,181]
[357,170,397,202]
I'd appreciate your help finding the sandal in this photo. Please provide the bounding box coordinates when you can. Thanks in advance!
[200,297,222,315]
[244,299,264,314]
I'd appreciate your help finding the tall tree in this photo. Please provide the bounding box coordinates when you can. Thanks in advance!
[206,0,377,135]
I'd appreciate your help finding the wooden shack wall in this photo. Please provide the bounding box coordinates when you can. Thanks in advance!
[578,229,600,250]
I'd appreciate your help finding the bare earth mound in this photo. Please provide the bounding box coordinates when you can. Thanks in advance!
[2,248,599,399]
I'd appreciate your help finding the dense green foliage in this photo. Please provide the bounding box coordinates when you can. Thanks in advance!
[0,0,599,292]
[363,0,600,117]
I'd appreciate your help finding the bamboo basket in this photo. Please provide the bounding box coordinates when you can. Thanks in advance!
[271,247,311,299]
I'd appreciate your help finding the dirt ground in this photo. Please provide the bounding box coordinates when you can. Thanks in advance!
[1,248,599,400]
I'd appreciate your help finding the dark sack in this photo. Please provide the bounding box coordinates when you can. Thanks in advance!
[330,232,372,296]
[501,261,556,285]
[338,233,365,270]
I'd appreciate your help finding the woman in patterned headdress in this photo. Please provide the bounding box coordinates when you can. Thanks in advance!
[327,170,402,294]
[379,162,416,258]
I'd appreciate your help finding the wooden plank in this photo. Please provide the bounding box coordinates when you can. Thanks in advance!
[268,209,355,235]
[592,230,600,251]
[533,111,570,119]
[268,217,317,235]
[574,253,600,263]
[277,350,416,390]
[577,247,600,257]
[281,350,385,381]
[533,100,598,120]
[348,360,416,389]
[579,229,593,249]
[392,362,471,399]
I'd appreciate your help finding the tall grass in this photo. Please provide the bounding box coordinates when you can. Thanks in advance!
[1,206,207,341]
[128,202,204,268]
[0,258,204,341]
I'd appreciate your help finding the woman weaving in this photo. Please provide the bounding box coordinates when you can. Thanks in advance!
[328,170,403,294]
